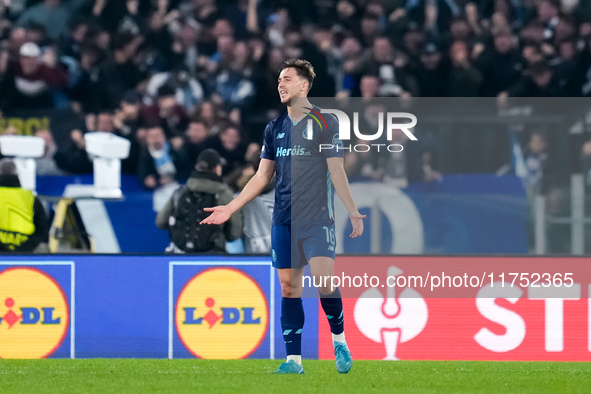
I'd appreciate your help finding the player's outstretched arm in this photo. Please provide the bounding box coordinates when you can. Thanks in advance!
[200,158,276,225]
[327,157,367,238]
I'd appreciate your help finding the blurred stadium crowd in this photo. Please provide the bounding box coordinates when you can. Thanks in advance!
[1,0,591,185]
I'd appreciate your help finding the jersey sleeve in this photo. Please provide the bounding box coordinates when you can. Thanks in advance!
[321,113,344,158]
[260,121,275,161]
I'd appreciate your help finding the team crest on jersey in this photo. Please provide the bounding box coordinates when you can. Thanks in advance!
[332,133,344,149]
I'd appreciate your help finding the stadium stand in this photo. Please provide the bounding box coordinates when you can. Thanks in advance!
[0,0,591,253]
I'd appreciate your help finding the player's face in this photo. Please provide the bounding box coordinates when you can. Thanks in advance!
[277,67,308,106]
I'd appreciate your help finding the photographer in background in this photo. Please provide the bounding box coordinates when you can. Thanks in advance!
[156,149,242,254]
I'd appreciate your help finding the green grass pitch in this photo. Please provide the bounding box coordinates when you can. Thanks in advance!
[1,359,590,393]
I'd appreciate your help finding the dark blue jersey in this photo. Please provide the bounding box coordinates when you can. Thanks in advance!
[260,105,344,225]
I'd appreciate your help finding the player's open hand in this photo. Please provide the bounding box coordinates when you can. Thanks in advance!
[349,211,366,238]
[200,206,231,225]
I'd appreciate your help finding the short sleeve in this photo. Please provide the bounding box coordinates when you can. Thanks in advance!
[321,113,344,158]
[260,122,275,161]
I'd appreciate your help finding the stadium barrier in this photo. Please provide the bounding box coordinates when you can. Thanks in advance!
[1,256,590,361]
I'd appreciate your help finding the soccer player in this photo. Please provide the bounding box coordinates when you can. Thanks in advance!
[201,59,366,374]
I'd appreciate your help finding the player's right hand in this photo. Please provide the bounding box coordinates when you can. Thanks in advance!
[200,206,231,225]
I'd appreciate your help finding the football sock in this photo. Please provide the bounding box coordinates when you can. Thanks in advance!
[332,332,346,343]
[320,287,345,338]
[286,355,302,365]
[281,297,304,357]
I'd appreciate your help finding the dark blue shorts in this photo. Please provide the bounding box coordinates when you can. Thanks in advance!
[271,221,336,269]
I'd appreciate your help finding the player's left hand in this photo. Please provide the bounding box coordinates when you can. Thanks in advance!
[349,211,366,238]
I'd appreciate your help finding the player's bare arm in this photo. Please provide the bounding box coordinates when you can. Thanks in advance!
[200,158,276,225]
[326,157,366,238]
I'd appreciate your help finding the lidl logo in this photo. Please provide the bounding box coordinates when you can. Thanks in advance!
[175,268,268,359]
[0,267,69,358]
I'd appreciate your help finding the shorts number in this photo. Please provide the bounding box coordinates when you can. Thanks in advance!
[323,226,336,246]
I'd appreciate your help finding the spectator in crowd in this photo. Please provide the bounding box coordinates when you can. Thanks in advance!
[137,126,191,190]
[336,36,366,96]
[448,17,475,45]
[144,67,204,114]
[97,32,144,110]
[251,47,284,117]
[343,138,386,181]
[0,0,590,205]
[60,17,92,60]
[69,43,104,113]
[357,36,416,97]
[0,158,48,252]
[117,0,148,36]
[167,17,201,76]
[383,128,441,187]
[209,38,257,113]
[343,103,388,181]
[525,132,549,200]
[184,120,209,165]
[155,148,243,253]
[416,41,449,97]
[16,0,91,40]
[143,84,190,138]
[399,23,425,69]
[359,74,381,98]
[226,141,262,193]
[194,99,226,136]
[54,110,121,174]
[34,128,64,175]
[54,126,93,174]
[506,61,567,97]
[407,0,460,36]
[555,39,584,96]
[114,90,143,139]
[2,42,68,109]
[448,40,481,96]
[476,27,523,96]
[202,123,246,176]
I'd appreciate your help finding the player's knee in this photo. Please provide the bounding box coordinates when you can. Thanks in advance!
[280,278,301,298]
[281,286,293,298]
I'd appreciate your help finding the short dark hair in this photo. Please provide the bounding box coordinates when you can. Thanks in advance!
[157,84,176,98]
[280,59,316,91]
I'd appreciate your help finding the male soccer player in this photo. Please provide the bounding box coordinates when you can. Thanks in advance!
[201,59,366,374]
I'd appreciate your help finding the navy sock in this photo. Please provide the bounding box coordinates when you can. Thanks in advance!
[281,297,305,356]
[320,288,344,335]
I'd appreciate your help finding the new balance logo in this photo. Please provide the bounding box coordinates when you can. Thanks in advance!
[276,133,285,139]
